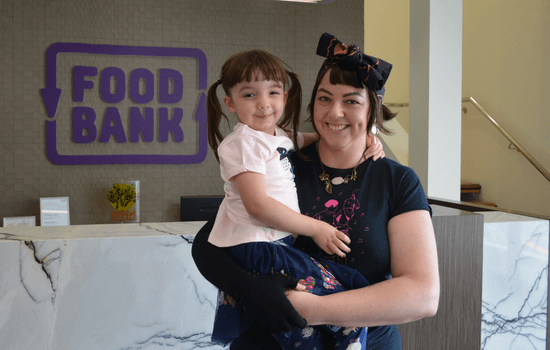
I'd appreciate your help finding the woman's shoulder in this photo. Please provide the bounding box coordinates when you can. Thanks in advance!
[370,157,417,176]
[363,157,423,192]
[293,143,318,160]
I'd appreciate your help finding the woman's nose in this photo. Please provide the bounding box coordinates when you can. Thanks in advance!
[329,102,344,117]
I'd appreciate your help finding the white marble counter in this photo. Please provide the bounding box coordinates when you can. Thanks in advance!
[0,221,207,241]
[3,213,549,350]
[479,211,549,350]
[0,222,226,350]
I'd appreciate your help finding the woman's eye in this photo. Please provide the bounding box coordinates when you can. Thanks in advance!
[346,99,359,105]
[318,96,330,102]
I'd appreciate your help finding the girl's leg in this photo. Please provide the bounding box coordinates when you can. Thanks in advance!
[326,325,367,350]
[231,238,370,349]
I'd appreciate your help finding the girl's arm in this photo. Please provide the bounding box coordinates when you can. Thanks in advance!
[300,132,320,147]
[234,171,351,257]
[283,128,319,148]
[191,217,308,333]
[365,134,385,161]
[285,210,440,327]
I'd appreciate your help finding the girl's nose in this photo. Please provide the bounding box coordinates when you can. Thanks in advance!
[257,95,269,110]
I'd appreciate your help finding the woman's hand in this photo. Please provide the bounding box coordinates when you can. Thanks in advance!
[284,287,322,326]
[364,134,385,161]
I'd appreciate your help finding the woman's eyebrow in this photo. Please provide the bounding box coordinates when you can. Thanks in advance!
[343,92,364,98]
[317,88,332,95]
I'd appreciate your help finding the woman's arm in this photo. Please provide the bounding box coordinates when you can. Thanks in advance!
[285,210,440,327]
[191,217,308,333]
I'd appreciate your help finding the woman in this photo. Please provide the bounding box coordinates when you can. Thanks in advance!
[192,33,440,349]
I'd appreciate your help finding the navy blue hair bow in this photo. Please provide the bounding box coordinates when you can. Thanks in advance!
[316,32,392,96]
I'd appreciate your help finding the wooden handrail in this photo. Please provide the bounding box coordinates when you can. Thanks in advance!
[462,97,550,183]
[383,98,550,183]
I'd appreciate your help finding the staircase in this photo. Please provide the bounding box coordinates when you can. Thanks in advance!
[460,183,497,207]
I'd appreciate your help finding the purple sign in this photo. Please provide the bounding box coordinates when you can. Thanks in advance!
[41,43,208,165]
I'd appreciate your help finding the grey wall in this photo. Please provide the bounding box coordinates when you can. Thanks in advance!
[1,0,364,224]
[398,205,484,350]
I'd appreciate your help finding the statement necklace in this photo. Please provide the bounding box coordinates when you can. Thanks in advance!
[317,144,364,194]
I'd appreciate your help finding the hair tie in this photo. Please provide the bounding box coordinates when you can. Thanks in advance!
[316,32,392,104]
[217,78,223,85]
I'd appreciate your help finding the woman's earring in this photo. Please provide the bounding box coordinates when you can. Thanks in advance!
[371,124,379,135]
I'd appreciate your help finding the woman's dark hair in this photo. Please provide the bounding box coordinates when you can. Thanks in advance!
[207,50,302,161]
[306,64,396,137]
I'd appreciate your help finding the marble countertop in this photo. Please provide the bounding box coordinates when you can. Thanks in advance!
[1,219,222,350]
[476,210,547,223]
[0,221,207,242]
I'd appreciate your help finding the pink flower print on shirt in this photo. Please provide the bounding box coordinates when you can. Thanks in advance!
[312,258,342,290]
[298,276,316,293]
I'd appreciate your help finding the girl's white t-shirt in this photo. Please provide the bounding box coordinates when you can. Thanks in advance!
[208,123,303,248]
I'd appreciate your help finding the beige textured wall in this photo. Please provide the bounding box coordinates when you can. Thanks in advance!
[365,0,550,217]
[364,0,410,134]
[0,0,364,225]
[461,0,550,217]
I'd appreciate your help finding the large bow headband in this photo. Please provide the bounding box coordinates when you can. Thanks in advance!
[316,32,392,103]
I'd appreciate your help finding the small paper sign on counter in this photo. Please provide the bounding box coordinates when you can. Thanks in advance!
[108,181,140,223]
[40,197,70,226]
[3,216,36,228]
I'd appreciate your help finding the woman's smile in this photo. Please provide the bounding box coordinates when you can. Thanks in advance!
[327,123,349,131]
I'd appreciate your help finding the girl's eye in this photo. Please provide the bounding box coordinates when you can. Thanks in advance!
[318,96,330,102]
[346,99,359,105]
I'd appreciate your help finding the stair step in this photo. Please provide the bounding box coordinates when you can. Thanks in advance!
[461,183,481,193]
[460,183,497,207]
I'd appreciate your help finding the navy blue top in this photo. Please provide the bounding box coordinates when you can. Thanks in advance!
[292,143,431,284]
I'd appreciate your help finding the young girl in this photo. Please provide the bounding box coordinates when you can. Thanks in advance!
[206,49,380,350]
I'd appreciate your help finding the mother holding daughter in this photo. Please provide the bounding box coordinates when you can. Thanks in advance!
[193,33,439,349]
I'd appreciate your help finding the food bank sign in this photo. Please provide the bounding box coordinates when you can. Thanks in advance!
[41,43,208,165]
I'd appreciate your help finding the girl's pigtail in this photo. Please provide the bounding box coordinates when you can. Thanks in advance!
[376,104,397,135]
[207,80,228,162]
[279,71,307,160]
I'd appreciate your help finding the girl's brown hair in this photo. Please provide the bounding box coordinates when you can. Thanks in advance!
[207,50,302,161]
[306,64,397,138]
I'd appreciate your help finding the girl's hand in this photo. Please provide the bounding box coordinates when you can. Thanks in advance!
[312,221,351,258]
[364,134,385,161]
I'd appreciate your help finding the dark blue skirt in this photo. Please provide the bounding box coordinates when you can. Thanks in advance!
[211,236,371,349]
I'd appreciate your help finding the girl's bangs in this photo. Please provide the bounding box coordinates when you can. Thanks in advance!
[235,51,287,85]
